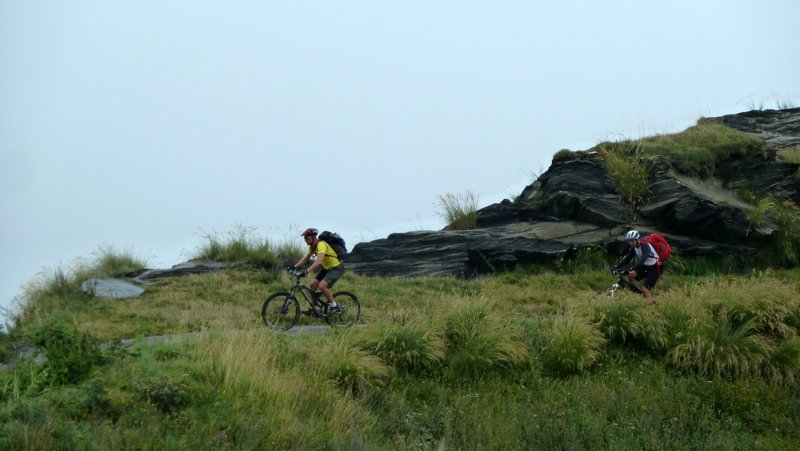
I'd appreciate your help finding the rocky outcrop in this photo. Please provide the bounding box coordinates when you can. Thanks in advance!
[714,108,800,148]
[346,108,800,278]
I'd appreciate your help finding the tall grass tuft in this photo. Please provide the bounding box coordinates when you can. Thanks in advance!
[357,321,445,375]
[599,142,649,210]
[436,191,479,230]
[577,297,667,352]
[312,337,393,397]
[539,316,606,377]
[92,244,148,277]
[193,224,278,268]
[778,146,800,182]
[778,145,800,164]
[667,316,772,379]
[440,298,529,379]
[762,337,800,386]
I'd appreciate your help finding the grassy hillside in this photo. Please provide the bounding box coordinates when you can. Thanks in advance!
[3,119,800,449]
[2,243,800,449]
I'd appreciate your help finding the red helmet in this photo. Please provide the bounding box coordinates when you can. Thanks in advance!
[300,228,318,237]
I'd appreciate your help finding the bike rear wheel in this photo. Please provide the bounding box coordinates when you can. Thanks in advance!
[325,291,361,328]
[262,291,300,330]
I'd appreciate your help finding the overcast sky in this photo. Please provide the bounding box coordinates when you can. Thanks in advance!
[1,0,798,323]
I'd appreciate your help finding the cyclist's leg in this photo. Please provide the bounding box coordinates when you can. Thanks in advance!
[308,269,328,303]
[640,266,659,298]
[319,266,344,306]
[627,263,650,295]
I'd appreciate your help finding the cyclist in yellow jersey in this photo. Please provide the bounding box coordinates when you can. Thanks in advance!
[291,228,345,312]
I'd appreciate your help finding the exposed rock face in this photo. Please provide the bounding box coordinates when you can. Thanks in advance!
[346,108,800,278]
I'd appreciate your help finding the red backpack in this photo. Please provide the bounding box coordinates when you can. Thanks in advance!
[641,232,671,263]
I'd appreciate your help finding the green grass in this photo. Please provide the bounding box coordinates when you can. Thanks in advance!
[591,119,764,179]
[2,260,800,449]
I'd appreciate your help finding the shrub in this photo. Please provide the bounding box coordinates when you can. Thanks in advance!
[0,359,51,400]
[540,316,606,377]
[436,191,479,230]
[28,318,104,385]
[134,376,190,414]
[552,148,576,162]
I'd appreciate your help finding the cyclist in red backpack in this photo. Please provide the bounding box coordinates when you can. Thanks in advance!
[611,230,663,298]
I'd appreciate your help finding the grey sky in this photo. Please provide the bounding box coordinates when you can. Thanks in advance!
[1,1,798,322]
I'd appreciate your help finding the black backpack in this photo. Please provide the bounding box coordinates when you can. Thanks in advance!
[318,231,348,261]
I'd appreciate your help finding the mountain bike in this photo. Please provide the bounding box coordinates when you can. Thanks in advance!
[606,268,643,297]
[261,269,361,331]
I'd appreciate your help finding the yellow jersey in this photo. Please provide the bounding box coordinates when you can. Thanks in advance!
[310,240,341,270]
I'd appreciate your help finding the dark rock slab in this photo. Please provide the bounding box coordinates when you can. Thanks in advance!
[133,260,235,283]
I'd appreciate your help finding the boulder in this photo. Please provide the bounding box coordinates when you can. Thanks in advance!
[81,278,145,299]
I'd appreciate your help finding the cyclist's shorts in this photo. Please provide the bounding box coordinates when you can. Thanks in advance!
[315,265,344,287]
[632,262,661,289]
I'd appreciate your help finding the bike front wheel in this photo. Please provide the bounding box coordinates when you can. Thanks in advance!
[262,291,300,330]
[325,291,361,328]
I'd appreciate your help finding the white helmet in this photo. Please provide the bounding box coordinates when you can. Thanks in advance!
[624,230,640,241]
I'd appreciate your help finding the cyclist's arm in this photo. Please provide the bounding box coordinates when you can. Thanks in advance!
[613,249,634,270]
[294,250,313,269]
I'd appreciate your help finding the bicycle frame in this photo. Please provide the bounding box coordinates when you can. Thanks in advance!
[287,273,327,317]
[607,270,643,297]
